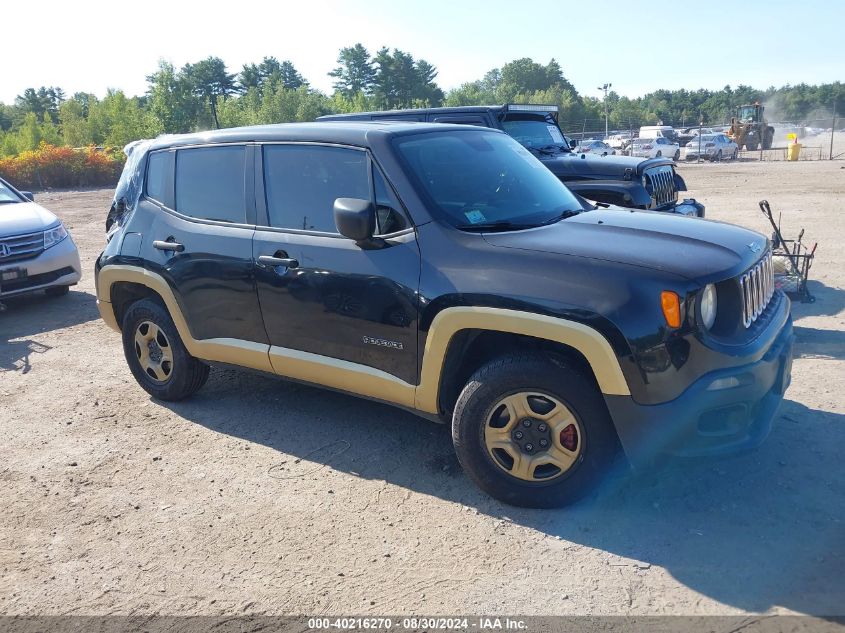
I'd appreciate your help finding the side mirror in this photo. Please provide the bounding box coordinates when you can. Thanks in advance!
[334,197,375,243]
[569,139,578,149]
[20,191,34,201]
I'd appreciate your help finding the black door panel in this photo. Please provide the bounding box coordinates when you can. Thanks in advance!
[253,230,420,384]
[146,209,265,343]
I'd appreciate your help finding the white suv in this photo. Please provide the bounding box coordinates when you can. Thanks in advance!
[0,177,81,302]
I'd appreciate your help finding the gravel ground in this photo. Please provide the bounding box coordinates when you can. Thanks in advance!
[1,159,843,616]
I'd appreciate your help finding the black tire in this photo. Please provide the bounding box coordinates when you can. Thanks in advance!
[763,129,774,150]
[656,150,662,157]
[451,353,619,508]
[746,141,758,151]
[673,149,680,161]
[44,285,69,297]
[121,298,209,401]
[731,148,738,160]
[713,150,723,162]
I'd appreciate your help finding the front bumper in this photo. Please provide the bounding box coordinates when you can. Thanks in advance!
[606,316,794,466]
[0,235,82,298]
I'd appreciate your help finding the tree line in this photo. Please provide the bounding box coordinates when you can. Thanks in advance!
[1,45,843,157]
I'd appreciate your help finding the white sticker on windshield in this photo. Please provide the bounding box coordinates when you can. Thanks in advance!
[463,209,487,224]
[547,125,564,143]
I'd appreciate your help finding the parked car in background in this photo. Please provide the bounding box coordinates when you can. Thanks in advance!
[319,105,703,217]
[685,133,739,161]
[628,137,681,160]
[639,125,679,143]
[0,176,81,302]
[677,127,714,146]
[575,139,615,155]
[605,132,634,149]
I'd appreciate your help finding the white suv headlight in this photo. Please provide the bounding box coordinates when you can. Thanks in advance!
[700,283,717,329]
[44,224,68,249]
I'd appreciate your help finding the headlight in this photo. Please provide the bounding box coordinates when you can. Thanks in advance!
[700,283,717,329]
[44,224,68,249]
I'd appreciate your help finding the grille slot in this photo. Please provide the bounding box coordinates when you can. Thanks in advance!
[0,230,45,263]
[644,166,678,208]
[739,251,775,328]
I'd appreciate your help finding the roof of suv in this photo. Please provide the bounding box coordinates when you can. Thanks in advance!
[318,106,504,121]
[146,121,486,151]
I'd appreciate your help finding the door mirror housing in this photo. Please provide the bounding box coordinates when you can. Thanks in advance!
[20,191,34,201]
[334,198,376,243]
[569,139,578,149]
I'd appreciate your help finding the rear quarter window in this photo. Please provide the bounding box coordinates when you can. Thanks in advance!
[175,145,246,223]
[145,152,169,203]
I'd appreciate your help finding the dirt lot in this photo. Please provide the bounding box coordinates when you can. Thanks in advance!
[1,160,843,616]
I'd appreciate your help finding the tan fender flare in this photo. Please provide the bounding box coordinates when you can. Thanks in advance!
[97,265,630,414]
[414,307,630,413]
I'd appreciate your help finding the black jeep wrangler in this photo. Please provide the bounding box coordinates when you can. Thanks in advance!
[97,122,792,507]
[319,104,704,217]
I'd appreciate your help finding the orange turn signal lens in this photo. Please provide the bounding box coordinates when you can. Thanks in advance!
[660,291,681,328]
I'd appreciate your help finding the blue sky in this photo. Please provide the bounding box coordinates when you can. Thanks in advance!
[2,0,842,104]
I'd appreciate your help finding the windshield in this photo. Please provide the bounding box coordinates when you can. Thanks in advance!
[393,130,584,230]
[0,180,22,204]
[500,115,567,148]
[738,106,757,121]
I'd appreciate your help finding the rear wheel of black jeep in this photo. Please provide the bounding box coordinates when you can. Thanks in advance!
[121,299,209,401]
[673,149,680,161]
[451,354,619,508]
[656,150,662,157]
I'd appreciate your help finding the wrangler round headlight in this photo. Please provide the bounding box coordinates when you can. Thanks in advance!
[700,283,717,329]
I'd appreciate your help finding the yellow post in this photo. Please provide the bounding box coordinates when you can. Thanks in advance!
[786,133,802,161]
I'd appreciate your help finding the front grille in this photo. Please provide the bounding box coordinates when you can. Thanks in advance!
[739,251,775,328]
[0,230,45,263]
[644,166,678,208]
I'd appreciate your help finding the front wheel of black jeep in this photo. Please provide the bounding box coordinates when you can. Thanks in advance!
[451,354,619,508]
[121,299,209,401]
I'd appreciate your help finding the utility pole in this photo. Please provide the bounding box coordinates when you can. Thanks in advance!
[830,101,837,160]
[598,83,611,139]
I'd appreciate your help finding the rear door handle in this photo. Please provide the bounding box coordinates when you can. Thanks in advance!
[153,239,184,252]
[258,255,299,268]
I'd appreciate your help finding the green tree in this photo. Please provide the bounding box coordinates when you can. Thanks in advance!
[329,44,376,97]
[182,57,238,129]
[58,99,92,147]
[146,61,199,133]
[372,47,443,109]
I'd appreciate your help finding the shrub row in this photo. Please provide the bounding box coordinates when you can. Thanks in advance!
[0,143,124,191]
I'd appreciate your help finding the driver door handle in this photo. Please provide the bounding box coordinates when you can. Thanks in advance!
[153,239,184,252]
[258,255,299,269]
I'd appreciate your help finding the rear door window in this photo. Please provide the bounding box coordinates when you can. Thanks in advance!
[175,145,246,223]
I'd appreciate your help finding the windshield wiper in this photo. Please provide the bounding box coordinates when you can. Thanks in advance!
[456,220,540,232]
[536,209,583,226]
[0,200,20,204]
[540,144,570,154]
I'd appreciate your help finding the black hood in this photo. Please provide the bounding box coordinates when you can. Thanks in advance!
[483,208,767,283]
[540,152,672,181]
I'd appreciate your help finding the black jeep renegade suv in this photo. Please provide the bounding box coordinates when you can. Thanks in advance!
[97,122,794,508]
